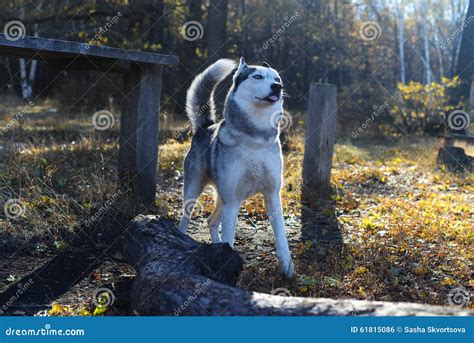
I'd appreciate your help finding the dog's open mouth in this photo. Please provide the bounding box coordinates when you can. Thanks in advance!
[256,94,280,103]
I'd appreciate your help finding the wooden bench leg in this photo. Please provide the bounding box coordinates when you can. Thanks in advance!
[119,63,162,204]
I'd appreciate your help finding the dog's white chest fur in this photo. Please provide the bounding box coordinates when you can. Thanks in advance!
[235,146,281,199]
[215,126,282,201]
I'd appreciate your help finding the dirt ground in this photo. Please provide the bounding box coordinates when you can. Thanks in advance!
[0,106,472,316]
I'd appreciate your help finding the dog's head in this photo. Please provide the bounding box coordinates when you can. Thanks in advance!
[231,57,283,109]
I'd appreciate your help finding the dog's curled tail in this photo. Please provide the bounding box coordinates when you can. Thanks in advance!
[186,59,236,131]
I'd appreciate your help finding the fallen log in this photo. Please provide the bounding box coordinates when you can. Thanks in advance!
[122,214,472,316]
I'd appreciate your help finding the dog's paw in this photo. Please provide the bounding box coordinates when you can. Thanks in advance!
[280,259,296,279]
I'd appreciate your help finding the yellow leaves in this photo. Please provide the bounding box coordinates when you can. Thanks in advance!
[357,286,367,298]
[49,303,73,316]
[49,302,99,316]
[394,77,463,132]
[299,286,309,293]
[93,306,107,316]
[361,218,377,230]
[354,266,369,275]
[441,277,457,286]
[78,308,92,316]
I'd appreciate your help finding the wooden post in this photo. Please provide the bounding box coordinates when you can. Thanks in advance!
[119,63,162,204]
[302,83,337,200]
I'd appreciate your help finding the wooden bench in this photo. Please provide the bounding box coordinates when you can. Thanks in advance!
[0,34,178,203]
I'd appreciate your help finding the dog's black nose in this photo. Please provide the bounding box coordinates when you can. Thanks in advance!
[271,83,282,92]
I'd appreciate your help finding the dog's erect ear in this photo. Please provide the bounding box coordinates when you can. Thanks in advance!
[233,57,247,79]
[262,61,271,68]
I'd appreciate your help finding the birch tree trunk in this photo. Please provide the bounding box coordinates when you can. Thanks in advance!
[421,14,432,85]
[396,0,406,84]
[27,24,39,98]
[19,58,31,100]
[433,25,444,81]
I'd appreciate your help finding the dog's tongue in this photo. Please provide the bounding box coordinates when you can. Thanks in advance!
[267,95,279,102]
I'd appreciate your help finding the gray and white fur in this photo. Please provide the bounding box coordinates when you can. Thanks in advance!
[179,57,295,278]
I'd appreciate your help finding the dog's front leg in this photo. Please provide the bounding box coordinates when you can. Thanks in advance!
[264,191,295,278]
[220,202,240,248]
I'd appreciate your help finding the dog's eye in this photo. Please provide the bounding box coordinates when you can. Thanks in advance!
[275,77,281,83]
[252,75,263,80]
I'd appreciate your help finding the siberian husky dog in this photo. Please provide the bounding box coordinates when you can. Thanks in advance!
[178,57,295,278]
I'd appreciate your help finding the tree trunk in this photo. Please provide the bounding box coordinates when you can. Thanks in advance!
[421,14,432,85]
[122,215,473,316]
[19,58,31,100]
[396,0,406,84]
[433,25,444,81]
[206,0,228,61]
[455,0,474,99]
[147,0,165,47]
